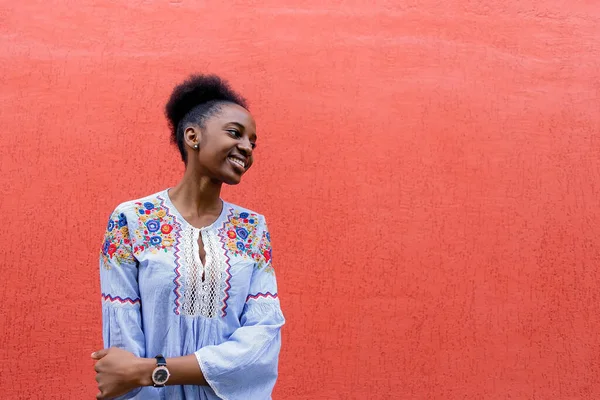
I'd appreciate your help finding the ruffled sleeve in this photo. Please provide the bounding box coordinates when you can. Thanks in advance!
[195,216,285,400]
[99,206,145,399]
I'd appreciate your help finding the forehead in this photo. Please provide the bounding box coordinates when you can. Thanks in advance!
[213,103,256,132]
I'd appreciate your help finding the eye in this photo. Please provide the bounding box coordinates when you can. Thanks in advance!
[227,129,256,149]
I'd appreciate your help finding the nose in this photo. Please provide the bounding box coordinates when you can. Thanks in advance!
[237,138,253,156]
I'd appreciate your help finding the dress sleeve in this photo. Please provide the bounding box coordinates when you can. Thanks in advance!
[99,206,145,399]
[195,216,285,400]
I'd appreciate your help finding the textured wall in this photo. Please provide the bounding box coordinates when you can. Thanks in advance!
[1,1,600,399]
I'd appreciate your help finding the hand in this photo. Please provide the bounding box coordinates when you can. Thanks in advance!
[92,347,152,399]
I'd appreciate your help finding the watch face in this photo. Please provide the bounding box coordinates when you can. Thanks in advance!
[153,366,170,384]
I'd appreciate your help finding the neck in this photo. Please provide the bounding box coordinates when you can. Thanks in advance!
[169,167,223,217]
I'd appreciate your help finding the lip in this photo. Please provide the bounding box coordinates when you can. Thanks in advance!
[227,156,246,173]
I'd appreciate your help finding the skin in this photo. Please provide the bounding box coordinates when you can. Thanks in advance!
[92,102,257,399]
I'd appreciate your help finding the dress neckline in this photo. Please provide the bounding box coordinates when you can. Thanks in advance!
[162,188,228,231]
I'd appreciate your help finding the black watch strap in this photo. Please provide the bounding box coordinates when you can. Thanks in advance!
[155,354,166,366]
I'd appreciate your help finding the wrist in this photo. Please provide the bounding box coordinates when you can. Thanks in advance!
[134,357,156,387]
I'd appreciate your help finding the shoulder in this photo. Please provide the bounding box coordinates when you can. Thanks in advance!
[106,190,167,221]
[220,202,270,251]
[222,201,268,230]
[117,190,166,210]
[220,202,272,264]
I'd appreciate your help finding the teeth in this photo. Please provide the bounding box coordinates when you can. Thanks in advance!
[228,157,245,168]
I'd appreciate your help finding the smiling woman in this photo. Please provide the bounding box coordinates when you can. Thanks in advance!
[92,74,284,400]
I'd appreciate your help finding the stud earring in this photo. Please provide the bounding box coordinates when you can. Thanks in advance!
[193,144,199,149]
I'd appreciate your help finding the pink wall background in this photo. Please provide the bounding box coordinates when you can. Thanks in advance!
[1,1,599,398]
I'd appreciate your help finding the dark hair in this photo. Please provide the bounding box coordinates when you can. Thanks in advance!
[165,74,248,163]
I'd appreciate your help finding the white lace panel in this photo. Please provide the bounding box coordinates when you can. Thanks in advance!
[181,227,227,318]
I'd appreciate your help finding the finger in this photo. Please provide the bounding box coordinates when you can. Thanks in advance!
[91,348,109,360]
[96,385,107,400]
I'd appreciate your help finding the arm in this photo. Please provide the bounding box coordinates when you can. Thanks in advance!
[93,351,207,387]
[96,207,146,399]
[194,216,284,399]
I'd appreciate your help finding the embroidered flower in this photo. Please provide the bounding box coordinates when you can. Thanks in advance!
[161,224,173,234]
[118,213,127,227]
[144,202,154,210]
[146,220,160,233]
[150,236,162,245]
[102,239,110,254]
[227,230,236,239]
[107,220,115,232]
[236,227,249,239]
[236,241,245,251]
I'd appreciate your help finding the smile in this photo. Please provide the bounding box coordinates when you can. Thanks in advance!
[228,157,246,169]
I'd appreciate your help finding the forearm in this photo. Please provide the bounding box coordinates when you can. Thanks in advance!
[135,354,208,387]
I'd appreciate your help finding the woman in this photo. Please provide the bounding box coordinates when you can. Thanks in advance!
[92,74,284,400]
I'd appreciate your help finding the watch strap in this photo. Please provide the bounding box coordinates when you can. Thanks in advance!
[155,354,166,366]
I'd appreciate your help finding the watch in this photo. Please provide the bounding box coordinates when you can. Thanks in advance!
[151,355,170,387]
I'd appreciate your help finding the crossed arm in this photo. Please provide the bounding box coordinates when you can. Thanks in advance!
[92,349,207,399]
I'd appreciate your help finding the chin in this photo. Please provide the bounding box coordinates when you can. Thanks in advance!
[222,175,243,185]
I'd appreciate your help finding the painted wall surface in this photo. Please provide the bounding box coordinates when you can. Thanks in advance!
[1,1,599,399]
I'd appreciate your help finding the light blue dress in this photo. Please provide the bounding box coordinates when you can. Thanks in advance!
[99,189,284,400]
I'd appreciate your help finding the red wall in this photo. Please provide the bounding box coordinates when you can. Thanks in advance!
[2,1,599,398]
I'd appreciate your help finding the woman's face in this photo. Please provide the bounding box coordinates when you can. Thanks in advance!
[186,103,257,185]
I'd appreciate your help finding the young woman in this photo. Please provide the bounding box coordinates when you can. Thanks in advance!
[92,75,284,400]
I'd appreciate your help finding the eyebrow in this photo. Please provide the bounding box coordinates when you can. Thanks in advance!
[230,122,258,140]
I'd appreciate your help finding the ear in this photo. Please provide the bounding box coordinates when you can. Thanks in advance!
[183,125,202,149]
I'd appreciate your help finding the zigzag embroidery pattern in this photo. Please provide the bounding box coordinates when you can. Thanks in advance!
[218,207,235,317]
[246,292,278,302]
[101,293,141,306]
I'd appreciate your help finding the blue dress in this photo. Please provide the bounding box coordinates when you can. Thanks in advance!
[99,189,284,399]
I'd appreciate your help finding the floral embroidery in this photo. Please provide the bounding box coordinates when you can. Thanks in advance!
[132,199,177,255]
[257,229,274,273]
[221,211,260,259]
[101,211,134,268]
[220,211,274,272]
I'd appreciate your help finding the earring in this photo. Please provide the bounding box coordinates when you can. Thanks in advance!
[193,144,199,149]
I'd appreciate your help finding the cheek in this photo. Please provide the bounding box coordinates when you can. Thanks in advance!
[198,145,222,161]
